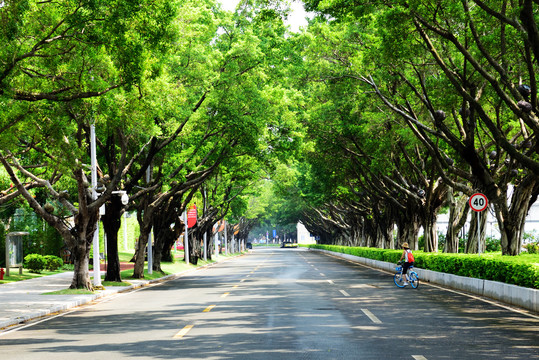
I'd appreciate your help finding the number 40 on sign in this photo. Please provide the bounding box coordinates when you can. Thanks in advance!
[469,193,488,212]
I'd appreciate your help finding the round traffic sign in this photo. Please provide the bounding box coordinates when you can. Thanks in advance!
[469,193,488,212]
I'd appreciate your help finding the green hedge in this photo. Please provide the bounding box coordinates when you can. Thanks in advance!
[305,244,539,289]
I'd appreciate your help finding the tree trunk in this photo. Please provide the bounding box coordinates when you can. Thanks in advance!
[102,197,123,282]
[445,190,469,253]
[397,217,420,250]
[132,224,151,278]
[187,228,199,265]
[466,210,487,253]
[494,176,537,255]
[422,213,438,252]
[70,241,93,290]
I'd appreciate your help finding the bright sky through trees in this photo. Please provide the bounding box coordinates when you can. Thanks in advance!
[219,0,311,32]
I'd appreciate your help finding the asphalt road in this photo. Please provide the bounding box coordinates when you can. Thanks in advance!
[0,248,537,360]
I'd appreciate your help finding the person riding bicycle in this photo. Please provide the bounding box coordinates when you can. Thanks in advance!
[398,242,415,286]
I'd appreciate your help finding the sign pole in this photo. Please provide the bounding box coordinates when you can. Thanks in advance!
[469,193,488,256]
[184,211,190,265]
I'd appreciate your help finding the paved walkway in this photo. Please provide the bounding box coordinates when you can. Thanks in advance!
[0,266,199,331]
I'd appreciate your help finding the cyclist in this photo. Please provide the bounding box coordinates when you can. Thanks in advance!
[398,242,415,286]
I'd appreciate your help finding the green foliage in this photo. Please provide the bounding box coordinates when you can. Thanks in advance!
[485,237,501,252]
[24,254,46,274]
[43,255,63,271]
[523,242,539,254]
[307,244,539,289]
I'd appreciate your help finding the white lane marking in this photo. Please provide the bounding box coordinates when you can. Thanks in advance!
[361,308,382,324]
[319,273,326,277]
[327,279,334,284]
[339,289,350,297]
[412,356,428,360]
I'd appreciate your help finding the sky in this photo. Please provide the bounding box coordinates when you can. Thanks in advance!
[218,0,312,33]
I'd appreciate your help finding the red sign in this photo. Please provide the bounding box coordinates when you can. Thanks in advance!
[187,205,197,228]
[469,193,488,212]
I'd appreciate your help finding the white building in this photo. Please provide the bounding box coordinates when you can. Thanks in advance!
[297,222,316,245]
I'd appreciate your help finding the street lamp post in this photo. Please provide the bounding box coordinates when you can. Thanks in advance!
[90,124,101,287]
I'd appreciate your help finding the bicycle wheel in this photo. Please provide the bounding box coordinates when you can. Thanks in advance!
[394,273,406,288]
[409,272,419,289]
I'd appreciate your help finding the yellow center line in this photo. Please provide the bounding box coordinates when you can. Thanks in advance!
[221,292,230,298]
[173,324,194,339]
[203,305,216,312]
[233,285,239,288]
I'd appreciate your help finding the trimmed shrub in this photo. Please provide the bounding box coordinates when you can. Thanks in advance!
[43,255,63,271]
[24,254,46,273]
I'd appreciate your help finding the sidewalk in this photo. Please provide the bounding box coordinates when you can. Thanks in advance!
[0,270,160,330]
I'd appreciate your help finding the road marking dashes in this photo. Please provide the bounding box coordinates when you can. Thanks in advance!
[203,305,216,312]
[327,280,334,284]
[173,324,194,339]
[412,356,428,360]
[339,290,350,297]
[221,292,230,298]
[361,308,382,323]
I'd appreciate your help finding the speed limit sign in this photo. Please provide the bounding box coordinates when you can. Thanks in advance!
[469,193,488,212]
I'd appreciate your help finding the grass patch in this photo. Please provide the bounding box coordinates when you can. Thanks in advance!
[118,251,135,263]
[102,281,132,287]
[0,269,64,284]
[43,288,94,295]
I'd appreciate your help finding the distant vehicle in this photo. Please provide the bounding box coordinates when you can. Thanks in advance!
[280,241,298,248]
[246,242,253,249]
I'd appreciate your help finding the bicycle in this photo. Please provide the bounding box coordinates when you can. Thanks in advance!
[394,261,419,288]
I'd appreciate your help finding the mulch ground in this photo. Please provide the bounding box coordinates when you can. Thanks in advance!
[99,262,134,271]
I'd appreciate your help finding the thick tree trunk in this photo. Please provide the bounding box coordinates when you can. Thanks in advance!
[494,177,537,255]
[397,217,420,250]
[186,228,199,265]
[132,225,151,278]
[422,213,438,252]
[70,241,93,290]
[445,191,469,253]
[466,210,487,253]
[102,197,123,282]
